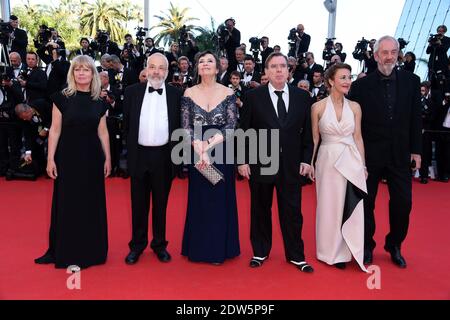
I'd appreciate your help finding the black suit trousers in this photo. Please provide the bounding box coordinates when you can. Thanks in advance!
[364,164,412,251]
[129,144,173,253]
[249,177,305,262]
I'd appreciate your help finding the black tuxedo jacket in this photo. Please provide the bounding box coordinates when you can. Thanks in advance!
[25,68,48,103]
[11,28,28,60]
[348,69,422,167]
[218,72,230,86]
[261,47,274,68]
[46,60,70,96]
[296,33,311,56]
[124,83,182,177]
[240,84,313,184]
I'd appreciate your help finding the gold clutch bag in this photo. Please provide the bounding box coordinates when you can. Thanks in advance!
[194,161,225,185]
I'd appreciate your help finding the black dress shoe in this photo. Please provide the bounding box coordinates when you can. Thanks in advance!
[420,177,428,184]
[334,262,346,269]
[35,251,55,264]
[292,261,314,273]
[155,250,171,262]
[363,249,373,265]
[384,245,407,268]
[436,176,449,183]
[125,251,142,265]
[249,257,267,268]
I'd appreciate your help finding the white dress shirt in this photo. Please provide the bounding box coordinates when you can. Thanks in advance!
[138,82,169,146]
[268,82,289,116]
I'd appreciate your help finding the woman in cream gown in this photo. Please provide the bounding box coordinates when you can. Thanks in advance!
[310,63,368,272]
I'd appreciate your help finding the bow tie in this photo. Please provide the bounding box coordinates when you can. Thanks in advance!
[149,87,163,95]
[245,73,253,77]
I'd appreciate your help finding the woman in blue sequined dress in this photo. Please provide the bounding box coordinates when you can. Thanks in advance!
[180,50,240,264]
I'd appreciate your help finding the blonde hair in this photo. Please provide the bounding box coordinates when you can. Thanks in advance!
[62,55,101,100]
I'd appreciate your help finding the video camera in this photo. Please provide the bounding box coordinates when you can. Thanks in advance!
[398,38,409,50]
[352,37,369,61]
[428,34,442,47]
[249,37,261,52]
[288,28,298,43]
[0,21,12,43]
[135,26,148,47]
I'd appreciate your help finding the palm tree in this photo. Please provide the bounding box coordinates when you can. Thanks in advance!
[79,0,128,43]
[195,17,219,52]
[151,2,203,47]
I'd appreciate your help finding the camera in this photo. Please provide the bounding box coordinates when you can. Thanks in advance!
[17,70,27,81]
[96,30,109,45]
[135,26,148,49]
[0,21,12,43]
[249,37,261,52]
[398,38,409,50]
[323,38,336,62]
[352,37,369,61]
[33,25,52,48]
[288,28,298,42]
[298,52,308,65]
[428,34,442,47]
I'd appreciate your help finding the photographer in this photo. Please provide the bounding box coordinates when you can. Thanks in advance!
[427,25,450,89]
[289,24,311,58]
[20,52,47,104]
[37,41,70,96]
[223,18,241,71]
[229,70,245,109]
[229,47,245,74]
[123,34,141,60]
[75,37,96,60]
[14,99,51,177]
[99,71,123,177]
[401,51,416,72]
[434,91,450,182]
[178,27,199,65]
[364,39,378,74]
[8,15,28,61]
[0,74,23,177]
[91,30,121,57]
[322,38,336,66]
[260,36,274,71]
[334,42,346,62]
[143,37,161,61]
[165,42,180,81]
[418,82,434,183]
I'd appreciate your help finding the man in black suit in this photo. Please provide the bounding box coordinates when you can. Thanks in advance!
[19,52,47,104]
[241,55,261,89]
[218,57,230,86]
[15,99,51,176]
[260,36,274,71]
[224,18,241,73]
[305,52,324,84]
[123,53,182,265]
[295,24,311,58]
[8,15,28,62]
[38,43,70,97]
[238,52,314,273]
[6,52,27,80]
[348,36,422,269]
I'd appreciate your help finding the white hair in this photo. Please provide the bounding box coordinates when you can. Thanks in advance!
[374,35,399,53]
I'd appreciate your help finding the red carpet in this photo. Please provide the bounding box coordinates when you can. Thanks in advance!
[0,177,449,300]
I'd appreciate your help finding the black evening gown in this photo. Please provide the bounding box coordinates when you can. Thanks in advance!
[45,91,108,269]
[180,95,240,263]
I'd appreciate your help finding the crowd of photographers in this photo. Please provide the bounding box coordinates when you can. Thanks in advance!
[0,15,449,183]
